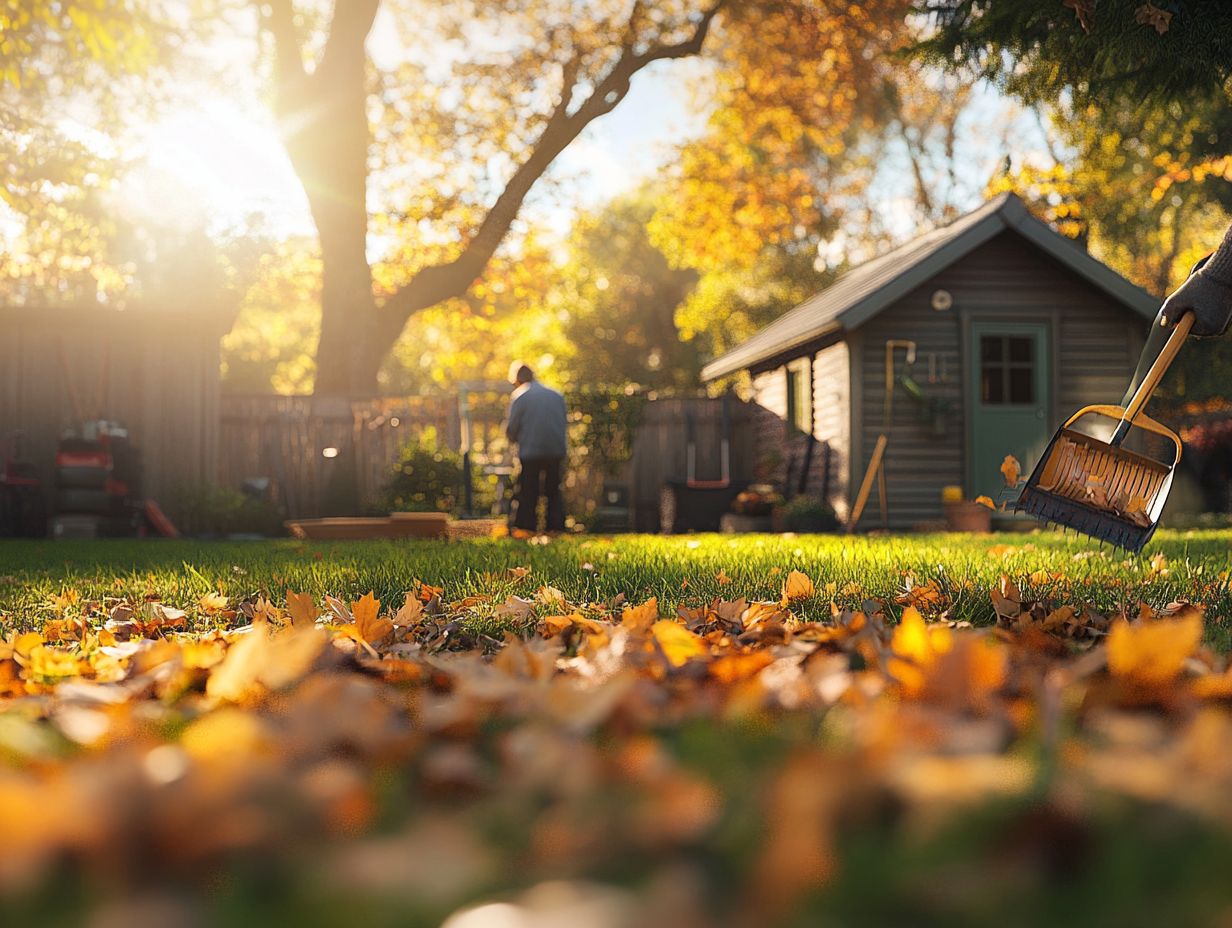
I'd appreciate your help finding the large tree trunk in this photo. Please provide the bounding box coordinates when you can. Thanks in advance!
[261,0,726,397]
[267,0,382,396]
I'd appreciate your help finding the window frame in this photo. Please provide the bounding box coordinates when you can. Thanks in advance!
[785,357,813,435]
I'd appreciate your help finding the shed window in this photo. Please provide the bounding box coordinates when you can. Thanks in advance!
[785,359,812,434]
[979,335,1034,405]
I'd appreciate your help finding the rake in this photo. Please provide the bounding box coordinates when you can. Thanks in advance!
[1016,312,1193,553]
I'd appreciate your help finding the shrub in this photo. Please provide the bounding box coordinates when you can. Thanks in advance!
[163,484,284,537]
[780,495,839,533]
[382,435,465,514]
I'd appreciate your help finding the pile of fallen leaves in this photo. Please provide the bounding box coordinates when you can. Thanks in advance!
[5,567,1232,924]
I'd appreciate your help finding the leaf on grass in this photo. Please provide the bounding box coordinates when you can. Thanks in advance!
[781,570,815,602]
[1000,455,1022,488]
[990,574,1022,621]
[1107,612,1203,686]
[622,598,659,631]
[651,620,707,667]
[286,590,318,629]
[351,592,393,647]
[392,593,425,627]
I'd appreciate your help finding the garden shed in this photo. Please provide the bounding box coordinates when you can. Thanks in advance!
[0,304,230,503]
[703,193,1159,530]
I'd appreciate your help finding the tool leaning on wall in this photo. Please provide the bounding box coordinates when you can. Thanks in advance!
[847,340,916,532]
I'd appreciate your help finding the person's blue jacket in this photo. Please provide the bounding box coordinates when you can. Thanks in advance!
[505,381,567,459]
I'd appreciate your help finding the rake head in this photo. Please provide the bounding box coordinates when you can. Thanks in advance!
[1015,407,1180,554]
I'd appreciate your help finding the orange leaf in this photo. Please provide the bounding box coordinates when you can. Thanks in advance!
[781,570,815,602]
[1107,612,1203,686]
[974,495,996,510]
[351,592,393,647]
[622,597,659,631]
[1000,455,1021,488]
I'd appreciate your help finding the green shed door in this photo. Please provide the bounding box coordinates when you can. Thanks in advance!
[969,322,1051,501]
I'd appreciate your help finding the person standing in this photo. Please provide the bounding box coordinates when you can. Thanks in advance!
[505,362,567,534]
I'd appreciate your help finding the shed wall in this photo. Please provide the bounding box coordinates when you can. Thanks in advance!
[851,231,1144,530]
[748,339,848,513]
[0,309,223,502]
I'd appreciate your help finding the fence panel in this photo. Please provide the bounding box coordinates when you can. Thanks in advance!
[218,392,760,525]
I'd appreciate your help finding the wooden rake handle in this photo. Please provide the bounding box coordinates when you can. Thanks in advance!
[1111,312,1193,446]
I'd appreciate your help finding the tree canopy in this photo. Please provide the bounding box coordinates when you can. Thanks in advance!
[918,1,1232,106]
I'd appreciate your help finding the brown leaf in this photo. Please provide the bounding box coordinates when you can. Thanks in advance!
[1134,2,1171,34]
[287,590,318,629]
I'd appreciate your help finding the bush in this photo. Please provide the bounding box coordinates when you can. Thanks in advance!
[163,484,284,537]
[780,495,840,533]
[382,434,467,514]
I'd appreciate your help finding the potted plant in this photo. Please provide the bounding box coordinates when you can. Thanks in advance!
[941,485,992,533]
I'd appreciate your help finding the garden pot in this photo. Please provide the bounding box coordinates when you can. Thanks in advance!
[943,501,992,533]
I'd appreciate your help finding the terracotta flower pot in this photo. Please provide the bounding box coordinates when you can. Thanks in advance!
[943,501,992,533]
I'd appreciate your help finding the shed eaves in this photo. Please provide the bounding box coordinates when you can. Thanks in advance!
[701,193,1158,381]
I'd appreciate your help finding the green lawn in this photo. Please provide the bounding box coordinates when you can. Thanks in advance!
[3,528,1232,637]
[6,529,1232,925]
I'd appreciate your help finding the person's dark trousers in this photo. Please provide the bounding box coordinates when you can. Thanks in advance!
[512,456,565,532]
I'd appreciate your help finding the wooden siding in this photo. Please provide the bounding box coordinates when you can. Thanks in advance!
[851,230,1145,531]
[0,308,224,502]
[624,397,758,531]
[748,349,842,506]
[812,340,850,518]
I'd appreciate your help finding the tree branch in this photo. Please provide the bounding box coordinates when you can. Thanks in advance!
[257,0,306,91]
[375,1,726,343]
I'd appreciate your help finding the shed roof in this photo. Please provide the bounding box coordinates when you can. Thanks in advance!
[702,193,1158,381]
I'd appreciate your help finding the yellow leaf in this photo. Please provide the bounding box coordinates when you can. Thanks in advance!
[651,620,707,667]
[781,569,815,602]
[888,607,952,696]
[974,495,996,510]
[1000,455,1021,487]
[198,591,229,614]
[622,597,659,631]
[1107,612,1203,686]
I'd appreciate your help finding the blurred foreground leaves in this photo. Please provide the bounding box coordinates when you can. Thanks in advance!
[5,571,1232,924]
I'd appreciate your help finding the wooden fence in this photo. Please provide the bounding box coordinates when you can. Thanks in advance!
[218,390,511,518]
[218,392,764,526]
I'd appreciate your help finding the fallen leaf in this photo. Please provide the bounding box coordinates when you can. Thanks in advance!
[781,570,815,602]
[621,598,659,631]
[287,590,318,629]
[651,620,707,667]
[1107,612,1203,687]
[1000,455,1022,488]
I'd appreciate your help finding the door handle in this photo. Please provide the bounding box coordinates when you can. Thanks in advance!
[1036,410,1045,419]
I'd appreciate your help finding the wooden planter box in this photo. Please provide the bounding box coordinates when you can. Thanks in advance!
[286,512,449,540]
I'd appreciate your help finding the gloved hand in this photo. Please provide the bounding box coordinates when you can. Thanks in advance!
[1160,226,1232,337]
